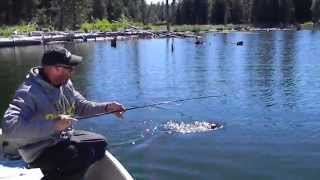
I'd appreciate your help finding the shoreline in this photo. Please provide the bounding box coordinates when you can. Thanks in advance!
[0,30,198,48]
[0,24,312,48]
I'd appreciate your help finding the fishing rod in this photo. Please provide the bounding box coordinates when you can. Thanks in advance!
[75,95,219,120]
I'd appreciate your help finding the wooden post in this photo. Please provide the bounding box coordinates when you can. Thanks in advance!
[111,36,117,48]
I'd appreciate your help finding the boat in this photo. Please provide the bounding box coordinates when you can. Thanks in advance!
[0,128,134,180]
[84,150,133,180]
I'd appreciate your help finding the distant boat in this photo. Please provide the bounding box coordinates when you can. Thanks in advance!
[0,129,134,180]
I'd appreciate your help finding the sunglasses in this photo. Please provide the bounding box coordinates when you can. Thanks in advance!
[55,65,75,71]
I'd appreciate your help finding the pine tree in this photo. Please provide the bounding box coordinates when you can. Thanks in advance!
[194,0,209,24]
[171,0,177,24]
[292,0,312,22]
[106,0,124,21]
[311,0,320,24]
[230,0,244,24]
[92,0,107,20]
[211,0,227,24]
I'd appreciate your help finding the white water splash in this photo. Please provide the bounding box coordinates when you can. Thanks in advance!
[163,121,222,134]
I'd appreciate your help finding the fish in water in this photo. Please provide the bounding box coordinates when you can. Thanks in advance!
[210,122,221,130]
[163,121,222,134]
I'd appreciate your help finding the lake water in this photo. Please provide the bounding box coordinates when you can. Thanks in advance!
[1,30,320,180]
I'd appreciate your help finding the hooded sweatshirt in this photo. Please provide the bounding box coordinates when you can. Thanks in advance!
[2,67,110,163]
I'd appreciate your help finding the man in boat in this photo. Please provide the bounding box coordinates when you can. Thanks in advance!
[2,47,126,180]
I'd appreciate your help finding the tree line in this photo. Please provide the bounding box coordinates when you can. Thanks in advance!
[0,0,148,30]
[0,0,319,31]
[174,0,315,25]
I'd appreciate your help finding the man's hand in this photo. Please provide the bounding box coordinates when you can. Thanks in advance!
[106,101,126,118]
[54,114,78,132]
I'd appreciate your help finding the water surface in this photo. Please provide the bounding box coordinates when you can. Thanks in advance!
[1,30,320,180]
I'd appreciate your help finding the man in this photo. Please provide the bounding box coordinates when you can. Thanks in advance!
[2,47,125,180]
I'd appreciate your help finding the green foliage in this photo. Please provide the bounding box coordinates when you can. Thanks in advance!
[0,27,13,37]
[118,15,130,29]
[0,23,37,37]
[81,19,112,32]
[301,21,314,28]
[172,25,211,32]
[191,26,201,33]
[143,24,152,30]
[95,19,112,32]
[80,16,138,32]
[110,23,121,31]
[17,23,37,34]
[80,22,94,33]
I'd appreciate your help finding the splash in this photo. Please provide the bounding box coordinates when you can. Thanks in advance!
[163,121,222,134]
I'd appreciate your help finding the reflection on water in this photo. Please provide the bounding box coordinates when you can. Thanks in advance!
[1,30,320,180]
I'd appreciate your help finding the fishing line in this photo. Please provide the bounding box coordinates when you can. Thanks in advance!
[151,105,193,121]
[75,95,219,120]
[142,100,194,121]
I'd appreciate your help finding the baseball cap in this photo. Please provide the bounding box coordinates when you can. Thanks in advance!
[41,47,82,66]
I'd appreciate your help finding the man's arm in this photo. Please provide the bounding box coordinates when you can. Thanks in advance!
[69,82,125,117]
[2,89,56,140]
[73,89,109,116]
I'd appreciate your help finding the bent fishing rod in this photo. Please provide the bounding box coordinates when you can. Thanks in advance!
[75,95,219,120]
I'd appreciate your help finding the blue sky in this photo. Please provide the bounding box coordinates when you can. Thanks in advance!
[146,0,172,4]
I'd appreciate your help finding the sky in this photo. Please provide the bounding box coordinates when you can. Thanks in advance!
[146,0,172,4]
